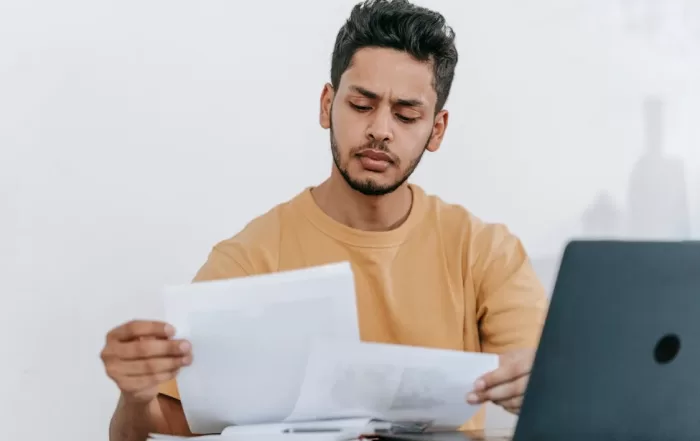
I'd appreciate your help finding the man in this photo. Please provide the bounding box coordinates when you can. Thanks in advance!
[101,1,548,439]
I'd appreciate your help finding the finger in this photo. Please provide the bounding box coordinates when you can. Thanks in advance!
[480,374,529,402]
[503,405,520,415]
[494,395,523,412]
[108,320,176,342]
[473,358,530,392]
[119,355,192,376]
[117,370,180,394]
[115,339,191,360]
[467,374,528,405]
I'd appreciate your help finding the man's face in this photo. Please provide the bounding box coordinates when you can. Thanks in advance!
[320,47,448,196]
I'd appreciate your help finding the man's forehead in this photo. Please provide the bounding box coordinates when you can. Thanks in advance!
[340,47,437,103]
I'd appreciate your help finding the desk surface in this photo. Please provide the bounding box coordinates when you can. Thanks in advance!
[466,430,513,441]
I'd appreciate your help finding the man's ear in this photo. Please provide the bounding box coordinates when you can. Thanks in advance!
[426,109,449,153]
[319,83,334,129]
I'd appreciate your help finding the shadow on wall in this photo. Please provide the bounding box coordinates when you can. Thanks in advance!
[532,96,697,295]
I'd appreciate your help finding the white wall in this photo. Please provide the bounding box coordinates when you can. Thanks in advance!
[1,0,699,438]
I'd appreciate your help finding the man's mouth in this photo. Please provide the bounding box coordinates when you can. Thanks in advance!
[358,149,393,163]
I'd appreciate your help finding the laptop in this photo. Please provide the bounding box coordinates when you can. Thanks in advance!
[511,240,700,441]
[376,240,700,441]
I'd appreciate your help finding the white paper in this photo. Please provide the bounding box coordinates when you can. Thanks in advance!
[221,418,377,435]
[149,434,356,441]
[163,261,360,435]
[287,339,499,431]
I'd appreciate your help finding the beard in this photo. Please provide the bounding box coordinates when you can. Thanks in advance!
[330,125,429,197]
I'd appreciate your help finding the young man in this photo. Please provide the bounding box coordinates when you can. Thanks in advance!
[101,1,548,439]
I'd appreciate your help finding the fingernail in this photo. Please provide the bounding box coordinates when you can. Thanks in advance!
[180,341,191,352]
[473,379,485,391]
[165,324,175,336]
[182,355,193,365]
[467,393,478,403]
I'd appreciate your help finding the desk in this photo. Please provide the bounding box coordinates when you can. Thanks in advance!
[463,430,514,441]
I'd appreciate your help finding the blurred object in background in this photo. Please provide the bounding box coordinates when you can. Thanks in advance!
[626,96,691,240]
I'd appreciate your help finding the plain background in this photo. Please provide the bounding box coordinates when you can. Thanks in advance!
[1,0,699,438]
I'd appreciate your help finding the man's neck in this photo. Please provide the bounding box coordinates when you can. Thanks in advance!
[310,175,413,232]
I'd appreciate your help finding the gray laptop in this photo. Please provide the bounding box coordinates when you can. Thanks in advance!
[512,240,700,441]
[378,240,700,441]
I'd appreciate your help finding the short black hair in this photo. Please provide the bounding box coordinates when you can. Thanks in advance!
[330,0,458,112]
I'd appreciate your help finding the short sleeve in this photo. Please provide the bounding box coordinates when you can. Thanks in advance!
[191,243,254,282]
[471,223,549,354]
[158,376,182,400]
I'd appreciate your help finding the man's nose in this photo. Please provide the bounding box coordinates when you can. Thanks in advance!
[366,107,394,144]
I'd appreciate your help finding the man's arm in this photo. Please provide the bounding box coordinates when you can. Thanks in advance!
[466,222,548,414]
[101,320,193,441]
[105,242,259,440]
[472,223,548,352]
[109,394,192,441]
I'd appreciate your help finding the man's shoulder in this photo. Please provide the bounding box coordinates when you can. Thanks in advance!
[212,189,307,272]
[420,187,514,245]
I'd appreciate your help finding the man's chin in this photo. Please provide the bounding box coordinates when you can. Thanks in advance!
[335,162,405,196]
[346,177,399,197]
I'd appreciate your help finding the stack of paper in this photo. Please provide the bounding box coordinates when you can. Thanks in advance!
[151,261,498,440]
[162,262,361,434]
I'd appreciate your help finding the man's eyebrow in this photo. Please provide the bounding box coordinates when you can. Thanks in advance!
[395,97,424,107]
[349,85,425,108]
[349,85,379,100]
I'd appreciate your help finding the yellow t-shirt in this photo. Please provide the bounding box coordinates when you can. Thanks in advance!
[159,184,548,431]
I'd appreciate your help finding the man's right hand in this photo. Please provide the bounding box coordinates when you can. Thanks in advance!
[101,320,192,404]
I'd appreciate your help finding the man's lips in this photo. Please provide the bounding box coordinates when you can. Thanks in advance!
[358,149,393,163]
[356,149,393,173]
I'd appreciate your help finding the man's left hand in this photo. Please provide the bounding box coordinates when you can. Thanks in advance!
[466,348,535,415]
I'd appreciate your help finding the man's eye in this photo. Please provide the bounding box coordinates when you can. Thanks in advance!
[396,114,418,123]
[350,103,372,112]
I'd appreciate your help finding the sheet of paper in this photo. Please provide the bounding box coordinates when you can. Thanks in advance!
[221,417,376,435]
[150,433,356,441]
[149,435,221,441]
[286,339,499,430]
[163,261,360,435]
